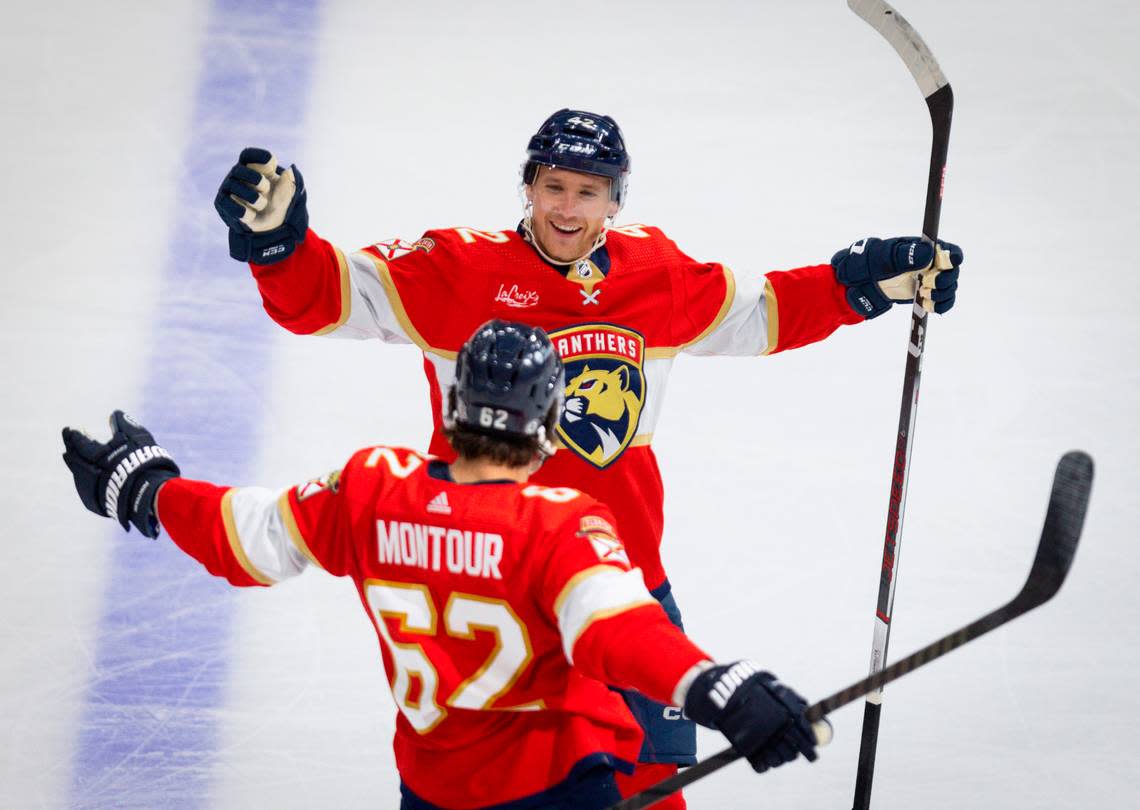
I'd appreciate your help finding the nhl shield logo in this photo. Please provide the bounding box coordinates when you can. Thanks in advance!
[549,324,645,469]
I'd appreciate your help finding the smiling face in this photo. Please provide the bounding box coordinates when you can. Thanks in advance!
[525,166,619,264]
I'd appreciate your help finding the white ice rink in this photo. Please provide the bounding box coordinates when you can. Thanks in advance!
[3,1,1138,807]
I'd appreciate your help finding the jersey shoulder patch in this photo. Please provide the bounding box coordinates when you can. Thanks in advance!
[576,513,631,568]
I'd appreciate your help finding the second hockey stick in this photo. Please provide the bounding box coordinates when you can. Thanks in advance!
[845,2,954,807]
[607,451,1094,810]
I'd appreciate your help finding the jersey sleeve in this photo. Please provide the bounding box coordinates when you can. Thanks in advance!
[156,478,308,586]
[678,253,864,357]
[533,506,710,707]
[155,451,372,586]
[248,228,417,345]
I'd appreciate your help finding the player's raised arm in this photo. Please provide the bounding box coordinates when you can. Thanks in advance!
[61,410,360,586]
[214,148,418,344]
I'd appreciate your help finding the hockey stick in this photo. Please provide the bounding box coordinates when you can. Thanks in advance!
[845,2,954,807]
[607,451,1093,810]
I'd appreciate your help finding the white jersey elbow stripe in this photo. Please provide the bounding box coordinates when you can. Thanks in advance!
[226,487,312,583]
[555,566,656,664]
[221,489,275,585]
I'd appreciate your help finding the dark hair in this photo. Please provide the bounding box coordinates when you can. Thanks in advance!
[443,387,559,467]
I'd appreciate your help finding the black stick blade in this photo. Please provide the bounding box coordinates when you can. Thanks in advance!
[1020,451,1094,606]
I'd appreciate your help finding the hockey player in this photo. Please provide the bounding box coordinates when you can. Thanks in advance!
[213,109,962,801]
[61,321,824,810]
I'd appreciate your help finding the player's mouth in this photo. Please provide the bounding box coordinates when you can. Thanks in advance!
[549,221,583,236]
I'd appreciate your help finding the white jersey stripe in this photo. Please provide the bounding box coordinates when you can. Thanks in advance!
[222,487,310,584]
[554,566,656,664]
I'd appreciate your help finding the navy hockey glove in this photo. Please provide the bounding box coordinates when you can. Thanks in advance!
[61,411,180,539]
[214,147,309,265]
[832,236,963,318]
[683,661,819,773]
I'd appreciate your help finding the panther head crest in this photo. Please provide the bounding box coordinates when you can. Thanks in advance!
[562,364,642,465]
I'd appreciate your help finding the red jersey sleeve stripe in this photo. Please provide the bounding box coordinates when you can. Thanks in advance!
[156,479,265,588]
[764,263,863,354]
[276,490,326,571]
[572,604,710,707]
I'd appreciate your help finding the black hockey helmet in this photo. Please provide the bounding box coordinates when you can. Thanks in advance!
[522,109,630,206]
[451,320,565,445]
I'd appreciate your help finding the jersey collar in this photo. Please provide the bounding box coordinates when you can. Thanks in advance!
[515,221,611,278]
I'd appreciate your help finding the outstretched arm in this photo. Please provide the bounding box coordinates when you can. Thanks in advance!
[214,148,416,344]
[682,237,962,357]
[61,411,355,586]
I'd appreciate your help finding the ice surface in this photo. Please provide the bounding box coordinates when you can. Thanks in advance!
[3,1,1138,808]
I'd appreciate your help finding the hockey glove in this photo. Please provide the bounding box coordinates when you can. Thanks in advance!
[214,147,309,265]
[684,661,819,773]
[61,411,180,539]
[832,236,963,319]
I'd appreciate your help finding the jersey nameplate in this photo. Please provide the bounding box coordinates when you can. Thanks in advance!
[377,520,504,580]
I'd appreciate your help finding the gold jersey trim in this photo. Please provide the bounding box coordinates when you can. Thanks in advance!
[277,490,324,571]
[761,278,779,356]
[360,251,459,360]
[568,600,658,652]
[220,489,274,586]
[552,565,657,653]
[312,247,353,336]
[644,265,737,359]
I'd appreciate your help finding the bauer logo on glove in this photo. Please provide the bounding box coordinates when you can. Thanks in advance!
[61,411,181,539]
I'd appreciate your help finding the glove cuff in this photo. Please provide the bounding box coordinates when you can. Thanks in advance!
[127,469,179,539]
[842,282,893,319]
[228,219,308,264]
[683,660,764,730]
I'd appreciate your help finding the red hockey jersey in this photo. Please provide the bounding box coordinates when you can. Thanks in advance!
[249,224,862,589]
[156,448,709,808]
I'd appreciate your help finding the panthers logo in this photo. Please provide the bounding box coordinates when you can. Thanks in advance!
[549,324,645,468]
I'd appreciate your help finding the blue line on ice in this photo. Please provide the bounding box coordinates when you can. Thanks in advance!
[68,1,320,806]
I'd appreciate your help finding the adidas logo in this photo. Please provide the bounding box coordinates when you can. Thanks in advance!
[426,491,452,515]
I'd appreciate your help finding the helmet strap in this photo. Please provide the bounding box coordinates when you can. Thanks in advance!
[521,201,612,268]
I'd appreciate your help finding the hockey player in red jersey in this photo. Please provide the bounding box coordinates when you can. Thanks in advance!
[213,109,962,801]
[62,321,826,810]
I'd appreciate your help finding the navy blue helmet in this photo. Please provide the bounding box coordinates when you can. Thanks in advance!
[522,109,630,206]
[451,320,565,445]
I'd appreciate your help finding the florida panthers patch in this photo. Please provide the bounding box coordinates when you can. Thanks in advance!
[549,324,645,469]
[295,469,342,501]
[371,237,436,261]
